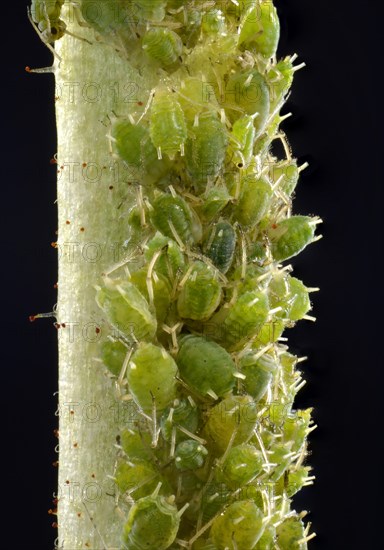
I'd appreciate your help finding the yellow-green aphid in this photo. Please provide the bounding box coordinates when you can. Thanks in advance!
[268,441,294,482]
[275,465,313,498]
[238,0,280,59]
[283,408,312,452]
[132,0,166,22]
[211,500,266,550]
[160,398,199,442]
[30,0,66,43]
[127,343,178,413]
[201,9,226,36]
[267,57,295,110]
[239,352,277,402]
[122,490,181,550]
[276,517,308,550]
[271,159,300,197]
[268,215,318,262]
[202,395,258,454]
[120,429,153,461]
[174,439,208,471]
[233,175,273,228]
[173,7,202,49]
[101,339,128,377]
[111,119,157,168]
[185,111,228,190]
[216,444,263,490]
[228,115,256,168]
[177,261,222,321]
[142,28,183,67]
[197,186,231,222]
[129,268,172,325]
[204,221,237,274]
[149,90,187,159]
[144,233,185,281]
[81,0,135,41]
[95,279,157,342]
[209,290,269,351]
[176,77,220,124]
[115,460,166,500]
[150,193,202,245]
[177,335,237,400]
[224,69,270,135]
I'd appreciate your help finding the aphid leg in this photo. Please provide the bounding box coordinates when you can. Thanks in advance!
[162,322,183,353]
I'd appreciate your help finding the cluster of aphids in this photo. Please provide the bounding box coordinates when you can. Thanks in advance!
[34,0,320,548]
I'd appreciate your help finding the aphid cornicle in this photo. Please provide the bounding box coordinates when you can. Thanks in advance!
[149,90,187,159]
[204,221,237,274]
[177,261,222,321]
[238,0,280,59]
[122,492,181,550]
[95,279,157,342]
[176,335,237,400]
[150,193,202,246]
[210,500,265,550]
[142,28,183,67]
[127,343,178,413]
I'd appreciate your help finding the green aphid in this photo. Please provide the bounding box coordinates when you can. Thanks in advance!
[142,27,183,67]
[174,7,202,49]
[255,318,285,345]
[176,335,236,400]
[144,233,185,281]
[177,77,219,123]
[228,115,256,168]
[198,186,231,222]
[202,395,258,454]
[209,289,269,351]
[234,175,273,227]
[132,0,166,22]
[268,441,294,482]
[160,398,199,442]
[30,0,66,43]
[120,429,153,462]
[150,193,202,245]
[204,221,237,274]
[201,9,226,35]
[288,276,312,321]
[95,279,157,342]
[238,0,280,59]
[224,69,270,134]
[127,343,178,413]
[115,460,164,500]
[111,119,157,168]
[239,352,277,402]
[276,517,308,550]
[271,159,300,197]
[211,500,266,550]
[177,261,222,321]
[267,272,311,322]
[267,57,295,110]
[200,481,232,524]
[122,493,181,550]
[216,444,263,490]
[101,339,128,377]
[254,524,277,550]
[174,439,208,471]
[275,465,313,498]
[129,267,172,325]
[81,0,135,41]
[185,112,228,190]
[283,408,312,452]
[149,91,187,159]
[268,215,317,262]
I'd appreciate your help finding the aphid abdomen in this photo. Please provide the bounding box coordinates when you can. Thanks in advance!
[122,494,180,550]
[276,517,308,550]
[234,175,273,228]
[142,28,183,67]
[115,460,165,500]
[150,193,202,246]
[210,290,270,351]
[239,353,277,402]
[176,335,236,399]
[211,500,265,550]
[144,233,185,281]
[111,119,157,168]
[184,112,228,189]
[174,439,208,471]
[238,0,280,59]
[229,114,256,167]
[101,338,128,377]
[204,221,237,274]
[268,215,317,262]
[149,92,187,159]
[127,342,178,413]
[177,261,222,321]
[216,444,263,490]
[95,279,157,342]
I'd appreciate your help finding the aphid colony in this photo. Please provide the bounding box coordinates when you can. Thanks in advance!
[70,1,320,548]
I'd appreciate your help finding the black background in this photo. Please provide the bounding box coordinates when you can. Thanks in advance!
[2,1,383,548]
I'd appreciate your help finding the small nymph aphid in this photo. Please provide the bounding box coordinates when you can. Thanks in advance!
[149,90,187,159]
